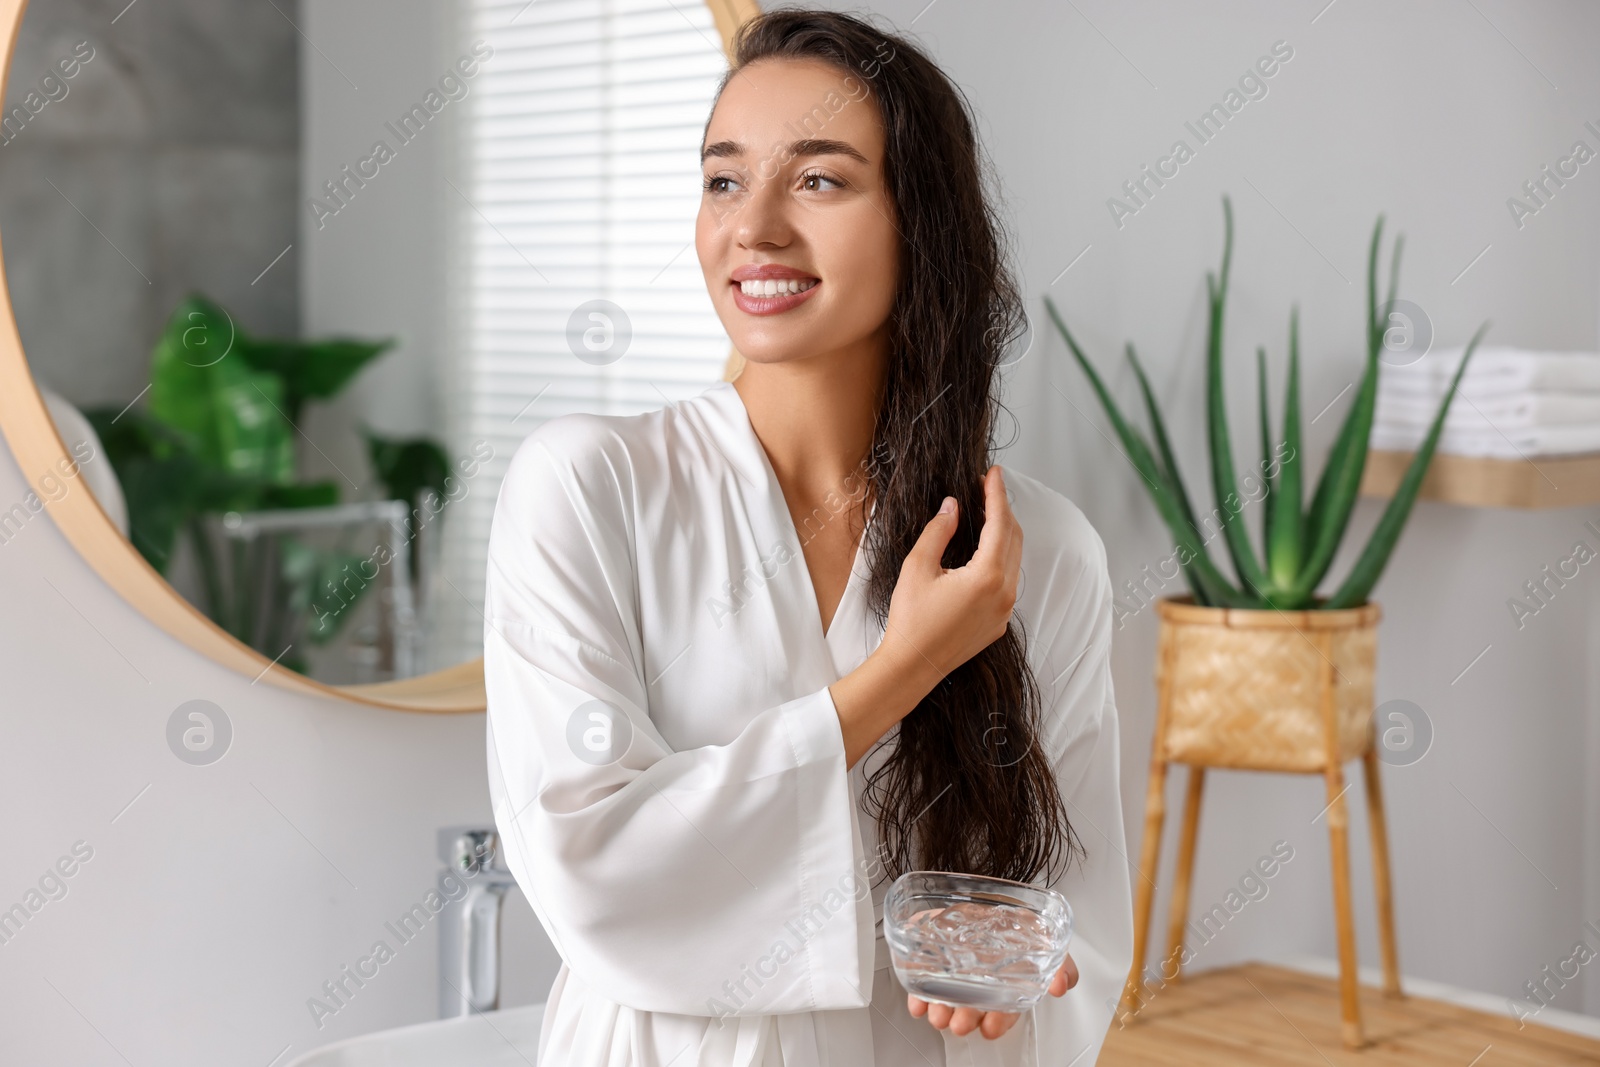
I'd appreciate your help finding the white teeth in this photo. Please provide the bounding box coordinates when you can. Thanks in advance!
[738,278,818,297]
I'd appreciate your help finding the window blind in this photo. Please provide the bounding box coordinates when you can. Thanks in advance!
[437,0,732,667]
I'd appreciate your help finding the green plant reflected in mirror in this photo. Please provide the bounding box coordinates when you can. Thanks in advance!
[0,0,759,708]
[79,293,459,678]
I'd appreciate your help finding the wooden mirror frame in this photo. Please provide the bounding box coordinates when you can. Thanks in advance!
[0,0,758,713]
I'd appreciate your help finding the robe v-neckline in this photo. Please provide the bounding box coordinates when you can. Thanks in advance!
[798,507,869,645]
[708,381,874,649]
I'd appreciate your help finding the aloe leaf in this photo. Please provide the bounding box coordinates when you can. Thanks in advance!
[1203,197,1269,597]
[1124,422,1236,607]
[1266,307,1306,601]
[1295,387,1374,597]
[1044,296,1247,606]
[1326,322,1489,608]
[1127,342,1214,603]
[1380,234,1404,351]
[1127,343,1200,538]
[1294,217,1387,598]
[1217,196,1235,308]
[1307,217,1385,543]
[1257,345,1275,555]
[1368,215,1386,356]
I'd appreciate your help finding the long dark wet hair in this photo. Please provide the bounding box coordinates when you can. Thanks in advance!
[714,10,1082,886]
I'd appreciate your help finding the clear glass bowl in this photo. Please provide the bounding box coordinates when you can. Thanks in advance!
[883,871,1073,1013]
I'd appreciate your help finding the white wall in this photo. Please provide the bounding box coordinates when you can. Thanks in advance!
[2,1,1598,1064]
[0,450,565,1063]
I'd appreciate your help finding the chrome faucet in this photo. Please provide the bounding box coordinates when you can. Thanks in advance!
[437,827,522,1018]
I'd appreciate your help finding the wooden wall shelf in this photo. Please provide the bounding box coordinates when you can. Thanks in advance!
[1360,449,1600,509]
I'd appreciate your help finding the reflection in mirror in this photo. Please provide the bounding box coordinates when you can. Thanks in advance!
[1,0,733,687]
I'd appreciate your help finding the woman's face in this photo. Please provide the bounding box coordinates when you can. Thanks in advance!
[696,57,900,368]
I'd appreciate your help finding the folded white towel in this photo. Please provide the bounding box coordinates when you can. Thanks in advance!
[1375,391,1600,431]
[1370,421,1600,459]
[1380,347,1600,397]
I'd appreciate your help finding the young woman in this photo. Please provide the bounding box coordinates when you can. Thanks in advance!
[485,10,1132,1066]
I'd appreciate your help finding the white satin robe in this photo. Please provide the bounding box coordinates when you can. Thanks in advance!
[484,380,1133,1067]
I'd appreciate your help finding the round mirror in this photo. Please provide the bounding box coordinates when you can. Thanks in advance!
[0,0,755,709]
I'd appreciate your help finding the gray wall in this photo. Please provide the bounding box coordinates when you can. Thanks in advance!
[297,0,478,673]
[827,0,1600,1021]
[0,0,300,407]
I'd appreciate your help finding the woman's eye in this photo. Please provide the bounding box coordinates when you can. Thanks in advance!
[703,174,741,195]
[800,171,844,192]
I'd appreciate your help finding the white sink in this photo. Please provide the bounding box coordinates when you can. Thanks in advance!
[284,1004,545,1066]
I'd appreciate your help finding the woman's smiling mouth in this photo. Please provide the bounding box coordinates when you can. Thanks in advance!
[730,265,822,315]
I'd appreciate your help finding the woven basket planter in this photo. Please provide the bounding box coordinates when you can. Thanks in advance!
[1154,595,1382,772]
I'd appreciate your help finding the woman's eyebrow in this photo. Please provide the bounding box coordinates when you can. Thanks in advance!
[701,138,870,165]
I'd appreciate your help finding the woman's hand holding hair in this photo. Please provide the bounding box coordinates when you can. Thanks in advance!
[882,464,1023,677]
[828,465,1023,769]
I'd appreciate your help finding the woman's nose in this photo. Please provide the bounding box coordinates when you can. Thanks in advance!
[732,171,793,249]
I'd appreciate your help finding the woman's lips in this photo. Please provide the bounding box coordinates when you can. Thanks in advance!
[730,280,821,316]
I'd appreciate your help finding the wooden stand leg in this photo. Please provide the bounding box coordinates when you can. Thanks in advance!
[1324,758,1366,1049]
[1120,754,1170,1020]
[1162,766,1206,983]
[1363,744,1403,998]
[1120,622,1181,1024]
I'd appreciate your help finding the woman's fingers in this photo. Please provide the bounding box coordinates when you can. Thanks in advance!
[971,466,1015,566]
[973,467,1024,605]
[909,952,1079,1043]
[948,1007,983,1036]
[886,469,1023,673]
[906,995,1022,1041]
[905,495,960,577]
[1049,953,1080,997]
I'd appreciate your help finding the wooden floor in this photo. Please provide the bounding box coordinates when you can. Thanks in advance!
[1098,963,1600,1065]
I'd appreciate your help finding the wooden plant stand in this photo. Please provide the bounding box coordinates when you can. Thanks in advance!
[1118,597,1403,1050]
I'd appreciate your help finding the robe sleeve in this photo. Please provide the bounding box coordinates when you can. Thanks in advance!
[483,418,875,1019]
[1024,505,1135,1067]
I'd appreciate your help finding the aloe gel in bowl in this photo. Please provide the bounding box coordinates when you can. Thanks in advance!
[883,871,1074,1013]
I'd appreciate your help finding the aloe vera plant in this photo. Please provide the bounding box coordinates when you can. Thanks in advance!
[1044,196,1490,610]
